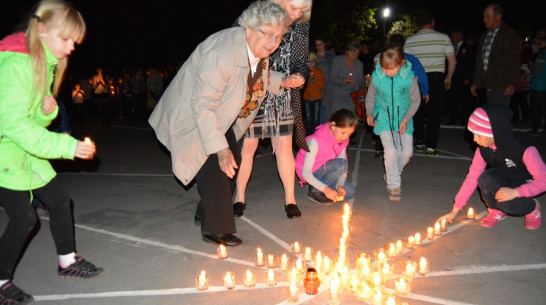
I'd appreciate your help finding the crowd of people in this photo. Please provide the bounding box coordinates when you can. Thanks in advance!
[1,0,545,304]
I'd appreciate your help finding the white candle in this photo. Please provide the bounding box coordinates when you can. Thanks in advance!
[358,261,371,280]
[395,239,404,254]
[357,281,371,300]
[244,269,255,287]
[414,232,422,246]
[467,207,475,219]
[328,279,341,305]
[386,243,397,258]
[291,241,302,254]
[374,248,387,265]
[323,256,331,275]
[426,226,434,240]
[217,244,228,259]
[434,222,442,235]
[266,269,276,286]
[386,296,396,305]
[406,236,415,248]
[405,261,417,278]
[303,247,313,262]
[441,218,448,232]
[418,257,429,276]
[314,251,323,268]
[295,258,304,273]
[267,254,276,268]
[372,271,382,287]
[223,272,235,290]
[255,248,265,267]
[395,276,410,295]
[196,270,208,291]
[286,281,299,303]
[373,289,383,305]
[381,262,393,281]
[84,137,92,144]
[280,253,289,271]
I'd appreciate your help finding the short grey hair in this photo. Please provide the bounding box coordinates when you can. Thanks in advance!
[237,1,289,30]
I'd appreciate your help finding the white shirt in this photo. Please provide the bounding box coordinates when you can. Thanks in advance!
[247,44,260,76]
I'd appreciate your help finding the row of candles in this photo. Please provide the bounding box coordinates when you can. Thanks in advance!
[197,203,477,304]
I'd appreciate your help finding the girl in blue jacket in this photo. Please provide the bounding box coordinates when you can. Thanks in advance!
[0,1,102,303]
[365,43,421,201]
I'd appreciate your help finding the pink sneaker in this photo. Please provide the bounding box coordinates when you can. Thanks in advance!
[481,209,506,228]
[525,200,541,230]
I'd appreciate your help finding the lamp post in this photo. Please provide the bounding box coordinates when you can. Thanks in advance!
[383,7,390,41]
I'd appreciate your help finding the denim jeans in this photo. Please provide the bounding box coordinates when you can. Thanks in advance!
[477,168,535,216]
[303,99,322,135]
[379,131,413,189]
[312,158,355,199]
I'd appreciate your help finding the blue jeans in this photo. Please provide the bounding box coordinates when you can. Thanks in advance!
[477,168,535,216]
[303,99,321,135]
[379,131,413,189]
[312,158,355,199]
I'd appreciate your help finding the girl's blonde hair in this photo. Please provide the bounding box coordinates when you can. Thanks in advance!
[26,0,86,98]
[271,0,313,23]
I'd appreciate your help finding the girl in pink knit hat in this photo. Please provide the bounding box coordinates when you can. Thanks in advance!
[438,104,544,229]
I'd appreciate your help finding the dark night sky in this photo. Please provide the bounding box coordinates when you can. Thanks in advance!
[1,0,545,78]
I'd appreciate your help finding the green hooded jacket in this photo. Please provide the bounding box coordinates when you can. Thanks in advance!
[0,32,78,191]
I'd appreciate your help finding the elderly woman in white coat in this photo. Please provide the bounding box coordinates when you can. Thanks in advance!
[148,1,303,246]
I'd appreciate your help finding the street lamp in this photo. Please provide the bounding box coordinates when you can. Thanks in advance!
[383,7,390,41]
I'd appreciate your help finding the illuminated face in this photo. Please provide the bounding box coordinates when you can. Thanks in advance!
[38,15,76,60]
[246,24,284,59]
[331,124,356,143]
[483,6,501,30]
[473,133,495,147]
[278,0,306,23]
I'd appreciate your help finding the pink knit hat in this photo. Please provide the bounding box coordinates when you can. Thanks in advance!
[467,108,493,137]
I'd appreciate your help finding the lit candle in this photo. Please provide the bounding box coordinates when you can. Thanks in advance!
[217,244,228,259]
[314,251,323,268]
[291,241,302,254]
[328,279,341,305]
[414,232,422,246]
[426,226,434,240]
[385,243,397,258]
[395,239,404,254]
[279,253,289,271]
[196,270,208,291]
[381,262,393,281]
[356,253,370,268]
[323,256,331,275]
[349,272,359,294]
[267,254,276,268]
[84,137,92,144]
[374,248,387,265]
[395,276,411,295]
[404,261,417,278]
[357,281,371,300]
[358,261,371,280]
[295,258,304,274]
[441,218,448,232]
[406,236,415,248]
[418,257,429,276]
[255,248,265,267]
[244,269,255,287]
[386,296,397,305]
[286,281,299,303]
[373,289,383,305]
[223,271,235,290]
[303,247,313,262]
[467,207,475,220]
[434,222,442,235]
[266,269,277,287]
[372,271,382,287]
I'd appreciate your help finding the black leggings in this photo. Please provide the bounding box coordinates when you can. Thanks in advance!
[0,177,75,279]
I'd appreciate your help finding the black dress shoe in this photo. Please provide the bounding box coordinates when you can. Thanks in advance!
[202,233,242,246]
[233,202,246,217]
[285,204,301,219]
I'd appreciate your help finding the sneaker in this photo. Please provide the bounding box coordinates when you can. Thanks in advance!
[306,185,334,205]
[374,150,384,160]
[415,144,425,153]
[426,148,439,157]
[0,281,34,305]
[480,209,506,228]
[58,256,104,279]
[525,200,541,230]
[387,187,401,201]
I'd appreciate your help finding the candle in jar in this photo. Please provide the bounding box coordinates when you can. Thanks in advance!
[328,279,341,305]
[467,207,475,220]
[418,257,429,275]
[267,254,276,268]
[255,248,265,267]
[286,281,299,303]
[291,241,302,254]
[295,258,304,273]
[374,248,387,265]
[279,253,289,271]
[405,261,417,278]
[386,296,397,305]
[217,244,228,259]
[381,262,393,280]
[414,232,422,246]
[323,256,331,274]
[386,243,397,258]
[372,271,382,287]
[395,276,411,295]
[314,251,323,268]
[303,247,313,262]
[440,218,448,232]
[196,270,208,291]
[266,269,277,286]
[244,269,256,287]
[406,236,415,248]
[426,226,434,240]
[434,222,442,235]
[373,289,383,305]
[223,272,235,290]
[395,239,404,254]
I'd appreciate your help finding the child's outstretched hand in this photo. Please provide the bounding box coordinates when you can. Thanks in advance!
[436,207,460,224]
[323,187,342,202]
[336,185,346,201]
[366,114,376,127]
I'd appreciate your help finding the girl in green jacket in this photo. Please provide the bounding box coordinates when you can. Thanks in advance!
[0,1,102,303]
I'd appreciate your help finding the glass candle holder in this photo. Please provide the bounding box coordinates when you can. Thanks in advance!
[303,268,320,295]
[244,269,256,288]
[418,257,430,276]
[286,281,299,303]
[434,222,442,236]
[323,256,332,275]
[357,280,372,301]
[291,241,302,254]
[395,239,404,255]
[441,218,448,232]
[279,253,289,271]
[403,261,417,278]
[328,280,342,305]
[223,272,236,290]
[217,244,228,259]
[395,276,411,295]
[266,269,277,287]
[303,247,313,262]
[467,207,475,220]
[266,253,276,269]
[372,288,384,305]
[374,248,387,266]
[255,248,265,267]
[414,232,422,246]
[385,243,397,258]
[406,236,415,249]
[380,262,393,281]
[426,226,434,240]
[196,270,208,291]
